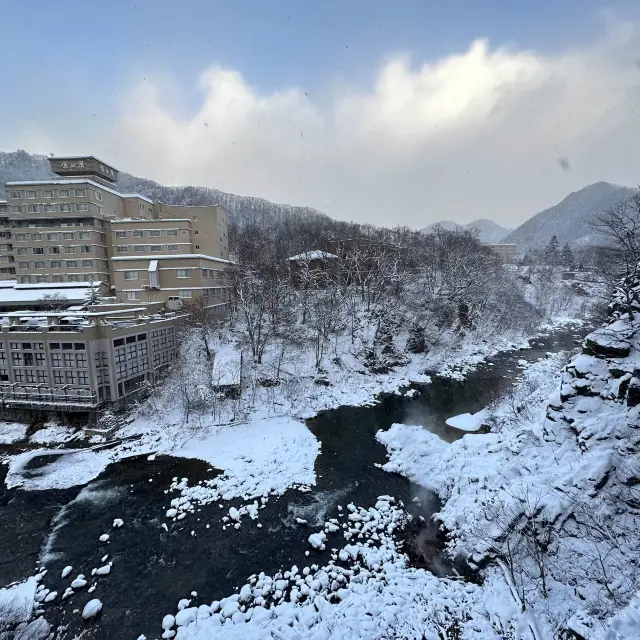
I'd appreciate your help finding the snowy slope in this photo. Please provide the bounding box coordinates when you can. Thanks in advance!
[377,267,640,638]
[503,182,637,250]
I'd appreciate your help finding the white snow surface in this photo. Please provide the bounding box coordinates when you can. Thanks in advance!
[82,598,103,619]
[0,578,37,627]
[445,409,488,432]
[0,422,27,444]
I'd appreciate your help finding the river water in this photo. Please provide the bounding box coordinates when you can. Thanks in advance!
[0,327,586,639]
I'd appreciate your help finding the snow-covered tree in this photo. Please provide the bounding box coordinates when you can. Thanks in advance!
[561,242,575,269]
[544,235,560,265]
[84,282,102,306]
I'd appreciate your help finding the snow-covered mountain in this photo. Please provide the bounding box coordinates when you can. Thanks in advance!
[421,219,511,243]
[503,182,637,250]
[0,150,330,228]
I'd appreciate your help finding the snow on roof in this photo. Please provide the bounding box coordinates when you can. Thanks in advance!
[0,283,95,305]
[6,179,153,204]
[111,254,231,264]
[50,154,115,166]
[13,282,102,290]
[288,250,339,261]
[0,280,17,288]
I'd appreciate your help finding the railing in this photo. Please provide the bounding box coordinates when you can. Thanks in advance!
[0,384,99,409]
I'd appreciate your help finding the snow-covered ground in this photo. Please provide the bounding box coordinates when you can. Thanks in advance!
[376,295,640,639]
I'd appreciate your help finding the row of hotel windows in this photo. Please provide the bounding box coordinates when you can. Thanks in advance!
[13,231,94,241]
[11,217,105,228]
[0,369,90,385]
[17,246,94,255]
[2,351,89,367]
[17,260,97,269]
[7,188,93,200]
[116,244,184,253]
[5,203,97,214]
[122,268,224,280]
[19,274,100,283]
[115,229,179,238]
[0,341,85,351]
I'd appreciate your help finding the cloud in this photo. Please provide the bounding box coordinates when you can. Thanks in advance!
[14,19,640,228]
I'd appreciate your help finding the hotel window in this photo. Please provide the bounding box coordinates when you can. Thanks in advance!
[65,371,77,385]
[9,191,22,199]
[150,245,162,252]
[36,275,46,283]
[176,269,190,278]
[25,190,37,199]
[35,261,45,269]
[134,245,145,252]
[44,204,56,213]
[179,290,193,298]
[74,189,86,197]
[11,353,23,366]
[14,233,26,241]
[52,275,62,282]
[75,353,88,367]
[60,204,72,212]
[63,232,74,240]
[68,274,79,281]
[31,233,42,241]
[47,233,59,241]
[149,230,161,237]
[78,231,91,239]
[43,189,54,198]
[11,206,22,213]
[16,248,27,256]
[37,370,47,383]
[124,291,141,301]
[32,247,44,255]
[50,260,61,268]
[124,271,138,280]
[14,370,24,382]
[115,231,127,238]
[133,230,144,238]
[202,269,209,278]
[64,246,76,254]
[95,191,102,201]
[81,260,93,267]
[27,205,39,213]
[168,244,179,251]
[0,369,7,382]
[53,371,63,384]
[77,371,89,386]
[18,262,28,269]
[76,203,89,212]
[80,245,91,253]
[116,245,129,253]
[48,247,60,254]
[166,229,178,236]
[66,260,78,268]
[59,189,69,198]
[97,205,103,214]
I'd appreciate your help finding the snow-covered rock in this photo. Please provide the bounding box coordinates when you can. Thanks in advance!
[81,599,103,619]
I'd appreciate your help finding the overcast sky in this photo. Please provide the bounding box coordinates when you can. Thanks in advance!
[1,0,639,228]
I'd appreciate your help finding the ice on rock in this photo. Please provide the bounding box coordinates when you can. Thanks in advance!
[296,518,308,525]
[44,591,57,602]
[162,614,176,629]
[228,507,240,521]
[71,575,87,589]
[162,631,176,639]
[166,508,178,518]
[308,531,327,550]
[81,598,103,619]
[61,566,73,579]
[99,534,109,542]
[96,565,111,576]
[177,598,191,610]
[112,518,124,528]
[239,584,252,602]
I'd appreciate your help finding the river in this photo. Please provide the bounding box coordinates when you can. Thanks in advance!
[0,326,586,639]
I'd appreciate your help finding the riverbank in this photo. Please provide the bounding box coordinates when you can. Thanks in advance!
[0,325,593,639]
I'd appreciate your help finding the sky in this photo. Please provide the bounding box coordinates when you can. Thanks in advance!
[1,0,639,229]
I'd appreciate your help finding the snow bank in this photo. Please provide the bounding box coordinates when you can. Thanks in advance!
[0,422,27,444]
[5,448,115,490]
[0,578,37,629]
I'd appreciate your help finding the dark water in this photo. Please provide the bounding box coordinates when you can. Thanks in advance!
[0,327,586,639]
